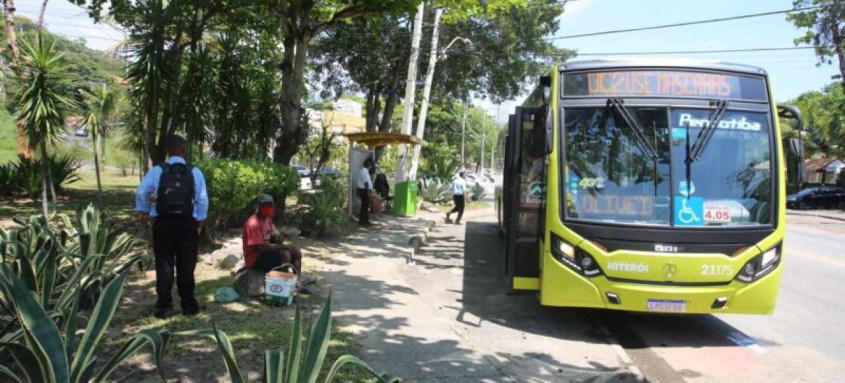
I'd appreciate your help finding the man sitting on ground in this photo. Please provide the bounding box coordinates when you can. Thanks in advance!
[242,194,314,293]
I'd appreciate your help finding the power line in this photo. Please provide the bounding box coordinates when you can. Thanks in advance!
[544,5,825,40]
[566,45,834,57]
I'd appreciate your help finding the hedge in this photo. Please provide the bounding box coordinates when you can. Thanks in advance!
[197,159,298,233]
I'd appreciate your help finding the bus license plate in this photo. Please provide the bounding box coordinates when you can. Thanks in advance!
[647,299,687,313]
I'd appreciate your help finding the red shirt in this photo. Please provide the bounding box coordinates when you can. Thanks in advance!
[242,214,273,268]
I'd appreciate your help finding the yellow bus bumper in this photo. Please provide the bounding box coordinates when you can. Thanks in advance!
[537,255,782,314]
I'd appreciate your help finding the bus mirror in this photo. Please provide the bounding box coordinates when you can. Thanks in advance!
[784,138,807,185]
[777,105,803,131]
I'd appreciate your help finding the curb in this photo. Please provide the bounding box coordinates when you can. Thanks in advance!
[786,210,845,222]
[407,208,495,265]
[405,219,435,265]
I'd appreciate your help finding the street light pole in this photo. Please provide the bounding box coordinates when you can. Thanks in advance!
[460,106,467,168]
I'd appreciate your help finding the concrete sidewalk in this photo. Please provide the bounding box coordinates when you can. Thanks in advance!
[316,208,635,382]
[316,213,508,382]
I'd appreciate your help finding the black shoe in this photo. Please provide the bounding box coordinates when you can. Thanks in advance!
[183,305,205,316]
[153,307,174,319]
[359,221,374,227]
[454,220,462,225]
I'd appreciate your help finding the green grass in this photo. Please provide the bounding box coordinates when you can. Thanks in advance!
[0,167,378,381]
[0,108,18,164]
[0,168,139,223]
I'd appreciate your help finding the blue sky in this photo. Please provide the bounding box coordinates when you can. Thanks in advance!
[479,0,841,121]
[16,0,125,51]
[18,0,840,120]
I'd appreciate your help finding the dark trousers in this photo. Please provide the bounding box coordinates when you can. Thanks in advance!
[450,194,465,222]
[252,246,303,274]
[152,219,199,313]
[358,188,370,224]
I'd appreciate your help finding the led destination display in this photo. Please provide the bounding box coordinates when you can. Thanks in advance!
[563,70,768,101]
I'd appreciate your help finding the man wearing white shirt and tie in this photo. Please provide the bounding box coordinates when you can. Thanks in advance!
[357,159,374,226]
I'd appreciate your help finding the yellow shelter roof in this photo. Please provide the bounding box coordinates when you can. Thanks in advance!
[343,132,426,149]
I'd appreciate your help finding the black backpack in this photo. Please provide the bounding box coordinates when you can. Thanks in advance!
[156,163,195,219]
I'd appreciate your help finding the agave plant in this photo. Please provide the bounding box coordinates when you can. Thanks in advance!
[0,203,150,325]
[176,293,398,383]
[469,183,486,201]
[418,177,452,204]
[303,179,348,237]
[0,268,169,383]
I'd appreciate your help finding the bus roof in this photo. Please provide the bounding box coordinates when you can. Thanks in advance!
[559,59,767,76]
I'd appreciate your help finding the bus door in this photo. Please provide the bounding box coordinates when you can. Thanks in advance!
[505,106,546,290]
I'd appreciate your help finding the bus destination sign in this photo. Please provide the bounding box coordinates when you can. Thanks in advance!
[563,70,768,101]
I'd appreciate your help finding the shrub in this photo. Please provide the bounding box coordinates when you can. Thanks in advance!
[418,177,452,204]
[301,178,347,237]
[0,204,159,382]
[0,163,13,197]
[469,183,486,201]
[2,155,81,199]
[0,269,169,383]
[197,159,299,234]
[420,144,459,180]
[174,293,399,383]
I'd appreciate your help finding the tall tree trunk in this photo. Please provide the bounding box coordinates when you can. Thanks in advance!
[93,130,104,211]
[831,23,845,88]
[39,142,49,218]
[275,37,311,165]
[36,0,48,32]
[365,88,382,133]
[4,0,33,159]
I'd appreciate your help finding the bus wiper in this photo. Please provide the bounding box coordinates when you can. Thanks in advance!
[688,100,728,162]
[607,98,658,160]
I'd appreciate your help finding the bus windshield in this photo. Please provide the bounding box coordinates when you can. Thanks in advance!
[563,106,773,227]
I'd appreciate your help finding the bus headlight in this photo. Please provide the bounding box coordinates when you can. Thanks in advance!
[736,245,781,283]
[552,234,602,277]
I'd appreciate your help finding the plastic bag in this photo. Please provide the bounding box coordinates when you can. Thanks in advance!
[214,286,241,303]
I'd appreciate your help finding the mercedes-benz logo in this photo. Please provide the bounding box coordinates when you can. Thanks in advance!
[663,263,678,279]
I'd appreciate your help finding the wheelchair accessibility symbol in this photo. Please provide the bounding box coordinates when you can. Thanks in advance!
[674,196,703,226]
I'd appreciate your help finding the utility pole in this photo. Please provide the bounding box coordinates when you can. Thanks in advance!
[460,106,467,169]
[408,7,443,180]
[480,119,486,174]
[394,2,425,184]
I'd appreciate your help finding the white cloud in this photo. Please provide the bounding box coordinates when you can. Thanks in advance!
[559,0,599,21]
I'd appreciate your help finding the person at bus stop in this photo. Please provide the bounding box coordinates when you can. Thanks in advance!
[242,194,314,293]
[367,164,384,217]
[446,171,467,225]
[357,159,375,226]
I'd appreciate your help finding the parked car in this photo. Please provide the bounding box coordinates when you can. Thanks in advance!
[786,186,845,210]
[294,165,310,177]
[316,166,341,179]
[74,126,88,137]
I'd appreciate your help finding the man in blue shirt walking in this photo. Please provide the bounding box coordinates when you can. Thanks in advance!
[446,171,467,225]
[136,135,209,318]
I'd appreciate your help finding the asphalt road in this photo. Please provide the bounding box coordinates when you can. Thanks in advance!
[403,211,844,382]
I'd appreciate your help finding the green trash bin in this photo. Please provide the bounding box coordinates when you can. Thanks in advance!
[393,180,418,216]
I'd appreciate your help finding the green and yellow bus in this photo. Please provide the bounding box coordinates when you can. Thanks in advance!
[498,60,804,314]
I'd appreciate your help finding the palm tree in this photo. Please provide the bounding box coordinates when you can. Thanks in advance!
[125,0,175,172]
[14,33,74,218]
[83,84,118,211]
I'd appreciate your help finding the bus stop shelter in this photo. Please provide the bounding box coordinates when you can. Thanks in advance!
[344,132,426,217]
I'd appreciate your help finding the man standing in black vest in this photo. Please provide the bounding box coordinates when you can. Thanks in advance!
[136,135,209,318]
